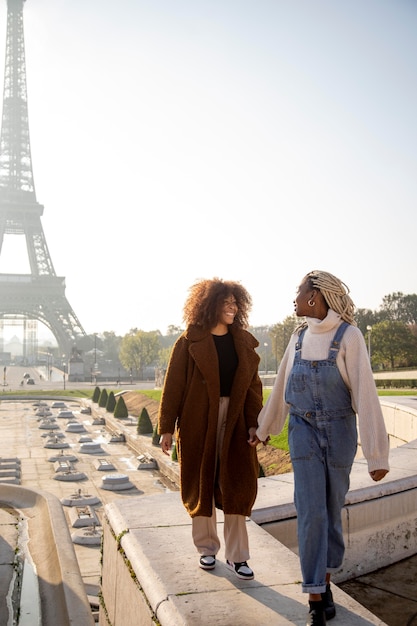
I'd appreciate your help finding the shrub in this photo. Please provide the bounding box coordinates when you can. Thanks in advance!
[375,378,417,389]
[106,391,116,413]
[92,386,100,403]
[137,407,153,435]
[171,443,177,461]
[98,388,108,408]
[114,395,128,419]
[152,423,160,446]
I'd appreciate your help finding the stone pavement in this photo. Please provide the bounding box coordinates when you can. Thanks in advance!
[0,396,177,611]
[1,394,417,625]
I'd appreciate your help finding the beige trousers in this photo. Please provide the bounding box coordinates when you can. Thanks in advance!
[191,397,250,563]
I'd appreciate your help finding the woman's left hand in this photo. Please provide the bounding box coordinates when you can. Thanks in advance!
[370,469,389,482]
[247,427,259,447]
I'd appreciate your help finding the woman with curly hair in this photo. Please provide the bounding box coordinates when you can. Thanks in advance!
[252,270,389,626]
[158,278,262,579]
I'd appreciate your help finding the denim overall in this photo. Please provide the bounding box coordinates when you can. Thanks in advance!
[285,322,357,594]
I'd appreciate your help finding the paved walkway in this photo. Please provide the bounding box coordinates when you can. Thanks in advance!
[0,397,176,604]
[1,393,417,625]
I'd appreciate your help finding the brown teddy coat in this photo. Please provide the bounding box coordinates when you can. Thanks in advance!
[158,324,263,518]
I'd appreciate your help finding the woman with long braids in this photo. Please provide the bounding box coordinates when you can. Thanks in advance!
[251,270,389,626]
[158,278,262,580]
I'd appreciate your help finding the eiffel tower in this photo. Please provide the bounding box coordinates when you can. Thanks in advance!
[0,0,86,362]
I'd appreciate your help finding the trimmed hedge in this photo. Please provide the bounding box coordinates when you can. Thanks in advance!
[152,423,160,446]
[92,386,100,403]
[137,407,153,434]
[375,379,417,389]
[114,395,128,419]
[98,388,108,408]
[106,391,116,413]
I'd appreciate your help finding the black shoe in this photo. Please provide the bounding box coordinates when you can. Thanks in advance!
[226,559,254,579]
[199,555,216,570]
[307,601,326,626]
[321,584,336,620]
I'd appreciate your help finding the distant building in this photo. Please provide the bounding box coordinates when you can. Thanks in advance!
[5,335,22,356]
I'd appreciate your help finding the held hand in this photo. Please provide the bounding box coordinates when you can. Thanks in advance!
[160,433,173,456]
[247,427,259,447]
[247,428,270,447]
[370,469,389,482]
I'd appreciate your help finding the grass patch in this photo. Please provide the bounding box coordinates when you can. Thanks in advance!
[269,419,289,451]
[135,389,162,402]
[377,390,417,396]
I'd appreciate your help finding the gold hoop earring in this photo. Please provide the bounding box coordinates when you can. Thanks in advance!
[308,299,315,307]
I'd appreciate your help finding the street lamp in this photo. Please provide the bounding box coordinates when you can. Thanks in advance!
[264,342,268,375]
[63,362,66,390]
[366,325,372,364]
[94,333,98,373]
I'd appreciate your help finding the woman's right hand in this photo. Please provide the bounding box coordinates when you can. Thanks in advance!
[160,433,173,456]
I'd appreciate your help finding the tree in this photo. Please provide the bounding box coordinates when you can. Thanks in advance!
[101,331,123,361]
[400,294,417,325]
[119,330,161,379]
[158,346,173,369]
[355,308,379,336]
[268,315,298,372]
[370,321,417,369]
[166,325,183,336]
[114,395,128,419]
[379,292,417,324]
[137,407,153,434]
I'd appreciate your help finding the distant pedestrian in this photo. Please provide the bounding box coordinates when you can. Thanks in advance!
[158,278,262,579]
[251,270,389,625]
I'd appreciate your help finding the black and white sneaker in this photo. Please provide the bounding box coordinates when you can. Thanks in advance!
[226,559,254,580]
[199,555,216,570]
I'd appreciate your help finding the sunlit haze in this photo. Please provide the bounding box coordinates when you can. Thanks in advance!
[0,0,416,340]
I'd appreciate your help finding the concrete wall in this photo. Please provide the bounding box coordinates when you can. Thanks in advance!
[0,485,94,626]
[99,518,156,626]
[99,399,417,624]
[260,461,417,582]
[380,399,417,446]
[256,399,417,581]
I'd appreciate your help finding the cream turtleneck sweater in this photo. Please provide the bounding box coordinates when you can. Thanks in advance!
[256,309,389,472]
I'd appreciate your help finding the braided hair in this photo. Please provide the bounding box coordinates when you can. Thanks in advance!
[306,270,356,325]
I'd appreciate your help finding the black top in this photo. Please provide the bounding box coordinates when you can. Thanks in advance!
[212,332,238,396]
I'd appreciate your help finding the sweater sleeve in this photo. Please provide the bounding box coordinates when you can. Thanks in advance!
[343,327,390,473]
[256,336,295,441]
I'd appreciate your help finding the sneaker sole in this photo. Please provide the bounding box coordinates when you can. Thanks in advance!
[199,558,216,570]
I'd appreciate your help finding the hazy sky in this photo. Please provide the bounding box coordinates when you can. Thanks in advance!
[0,0,416,339]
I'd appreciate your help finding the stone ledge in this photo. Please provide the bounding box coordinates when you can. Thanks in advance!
[0,484,94,626]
